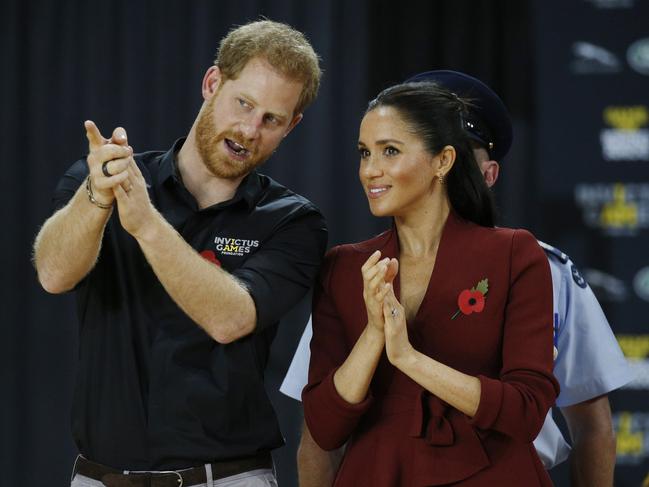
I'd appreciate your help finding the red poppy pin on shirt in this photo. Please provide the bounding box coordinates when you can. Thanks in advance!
[200,250,222,267]
[452,278,489,320]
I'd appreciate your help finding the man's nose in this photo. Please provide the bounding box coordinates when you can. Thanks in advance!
[239,114,262,140]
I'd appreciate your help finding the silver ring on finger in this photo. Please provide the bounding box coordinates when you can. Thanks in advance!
[102,160,113,177]
[391,308,398,318]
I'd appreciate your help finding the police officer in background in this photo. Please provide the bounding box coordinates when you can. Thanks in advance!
[282,70,634,487]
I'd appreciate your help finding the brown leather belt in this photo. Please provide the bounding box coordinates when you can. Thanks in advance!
[73,453,273,487]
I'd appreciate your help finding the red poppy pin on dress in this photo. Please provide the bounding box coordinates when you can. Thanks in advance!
[452,278,489,320]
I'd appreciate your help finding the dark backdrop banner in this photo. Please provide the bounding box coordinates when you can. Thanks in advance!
[0,0,607,486]
[533,1,649,486]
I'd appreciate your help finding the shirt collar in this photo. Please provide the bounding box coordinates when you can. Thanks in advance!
[158,137,263,210]
[158,137,185,184]
[234,170,264,209]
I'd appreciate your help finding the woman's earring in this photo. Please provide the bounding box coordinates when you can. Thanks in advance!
[438,172,445,186]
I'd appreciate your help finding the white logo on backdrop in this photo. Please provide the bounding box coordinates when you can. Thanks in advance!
[571,41,621,74]
[586,0,635,8]
[583,268,629,301]
[627,38,649,75]
[600,106,649,161]
[633,266,649,301]
[574,183,649,235]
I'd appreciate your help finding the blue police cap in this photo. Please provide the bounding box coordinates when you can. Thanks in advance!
[405,70,513,161]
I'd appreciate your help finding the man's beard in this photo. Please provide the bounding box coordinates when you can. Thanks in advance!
[195,97,267,179]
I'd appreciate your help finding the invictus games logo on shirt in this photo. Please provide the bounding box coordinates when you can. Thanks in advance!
[600,105,649,161]
[214,236,260,256]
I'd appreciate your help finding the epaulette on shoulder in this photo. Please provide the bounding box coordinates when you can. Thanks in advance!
[538,240,569,265]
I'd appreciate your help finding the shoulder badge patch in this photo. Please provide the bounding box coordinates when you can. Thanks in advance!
[571,264,588,289]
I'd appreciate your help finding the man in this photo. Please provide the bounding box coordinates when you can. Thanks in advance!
[281,70,634,487]
[33,20,327,487]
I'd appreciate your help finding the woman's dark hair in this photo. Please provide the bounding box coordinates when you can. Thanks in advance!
[366,82,496,227]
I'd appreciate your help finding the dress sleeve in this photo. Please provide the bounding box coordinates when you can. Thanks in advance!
[471,229,560,442]
[302,247,373,450]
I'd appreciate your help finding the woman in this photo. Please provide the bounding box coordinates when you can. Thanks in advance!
[302,83,559,486]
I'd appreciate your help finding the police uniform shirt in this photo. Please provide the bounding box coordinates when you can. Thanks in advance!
[532,243,635,468]
[52,138,328,470]
[280,243,635,469]
[279,315,312,401]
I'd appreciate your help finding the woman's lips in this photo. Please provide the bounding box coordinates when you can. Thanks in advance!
[367,185,390,199]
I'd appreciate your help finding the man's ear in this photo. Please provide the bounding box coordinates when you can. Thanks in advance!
[202,66,222,100]
[481,160,500,188]
[283,113,304,138]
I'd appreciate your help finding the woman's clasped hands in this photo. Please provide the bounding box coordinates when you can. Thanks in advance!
[361,251,414,365]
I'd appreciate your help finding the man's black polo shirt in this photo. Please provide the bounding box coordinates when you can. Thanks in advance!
[53,139,327,470]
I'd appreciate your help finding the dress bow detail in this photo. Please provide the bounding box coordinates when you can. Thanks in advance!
[410,390,454,446]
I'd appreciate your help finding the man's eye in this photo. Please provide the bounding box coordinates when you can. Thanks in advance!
[264,114,278,125]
